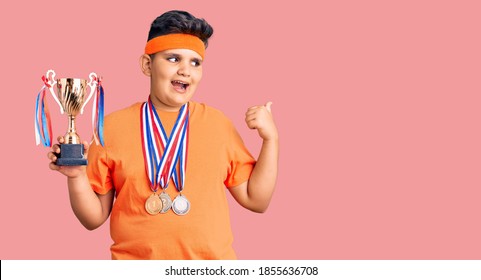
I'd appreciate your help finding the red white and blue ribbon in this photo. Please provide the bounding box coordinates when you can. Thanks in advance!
[92,76,105,146]
[141,99,189,193]
[34,75,54,147]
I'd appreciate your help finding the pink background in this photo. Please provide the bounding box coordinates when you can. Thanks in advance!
[1,0,480,259]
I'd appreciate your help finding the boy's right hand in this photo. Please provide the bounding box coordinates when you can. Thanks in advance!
[47,136,89,178]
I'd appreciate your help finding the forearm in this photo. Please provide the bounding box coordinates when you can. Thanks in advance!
[67,173,106,230]
[247,138,279,212]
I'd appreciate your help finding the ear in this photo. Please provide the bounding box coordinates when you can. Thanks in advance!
[140,54,152,76]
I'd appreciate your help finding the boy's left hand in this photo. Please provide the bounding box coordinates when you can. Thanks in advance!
[245,101,278,141]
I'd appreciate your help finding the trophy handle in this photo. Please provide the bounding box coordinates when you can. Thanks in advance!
[45,69,64,114]
[82,72,98,114]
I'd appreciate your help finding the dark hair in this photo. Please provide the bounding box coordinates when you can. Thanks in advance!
[147,10,214,48]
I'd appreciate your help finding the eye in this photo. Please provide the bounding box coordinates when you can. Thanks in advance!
[191,59,202,67]
[167,57,179,63]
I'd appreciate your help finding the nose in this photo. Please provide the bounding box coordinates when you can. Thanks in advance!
[177,61,191,77]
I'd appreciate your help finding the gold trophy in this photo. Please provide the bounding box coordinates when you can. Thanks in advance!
[43,70,100,166]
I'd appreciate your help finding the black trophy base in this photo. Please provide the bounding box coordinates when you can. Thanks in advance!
[56,144,87,166]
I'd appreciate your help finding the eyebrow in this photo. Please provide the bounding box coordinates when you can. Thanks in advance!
[162,52,203,62]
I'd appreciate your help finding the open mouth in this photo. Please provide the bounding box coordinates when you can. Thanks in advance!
[172,80,189,92]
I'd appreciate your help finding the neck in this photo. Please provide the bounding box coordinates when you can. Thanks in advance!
[149,95,184,112]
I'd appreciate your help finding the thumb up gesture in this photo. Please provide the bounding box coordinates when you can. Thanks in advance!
[245,101,278,141]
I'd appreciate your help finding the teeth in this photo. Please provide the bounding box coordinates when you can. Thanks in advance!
[173,80,188,90]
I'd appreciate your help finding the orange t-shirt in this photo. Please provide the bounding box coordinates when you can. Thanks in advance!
[87,101,255,259]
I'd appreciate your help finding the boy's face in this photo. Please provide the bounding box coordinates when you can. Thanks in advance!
[142,48,203,111]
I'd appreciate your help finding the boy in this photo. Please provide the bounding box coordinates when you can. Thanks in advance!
[48,10,278,259]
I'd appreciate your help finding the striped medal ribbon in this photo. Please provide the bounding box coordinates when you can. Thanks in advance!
[141,99,189,215]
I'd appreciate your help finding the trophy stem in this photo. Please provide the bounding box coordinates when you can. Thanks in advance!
[64,115,81,144]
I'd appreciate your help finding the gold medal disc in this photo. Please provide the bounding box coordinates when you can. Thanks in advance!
[145,193,163,215]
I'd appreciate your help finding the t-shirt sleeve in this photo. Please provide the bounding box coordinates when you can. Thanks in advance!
[87,140,113,195]
[224,120,256,188]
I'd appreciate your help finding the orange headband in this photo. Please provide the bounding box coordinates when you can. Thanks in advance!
[145,33,205,59]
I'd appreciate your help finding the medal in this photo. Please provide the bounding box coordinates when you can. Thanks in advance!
[159,192,172,213]
[145,193,163,215]
[141,99,190,215]
[170,110,190,215]
[172,194,190,215]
